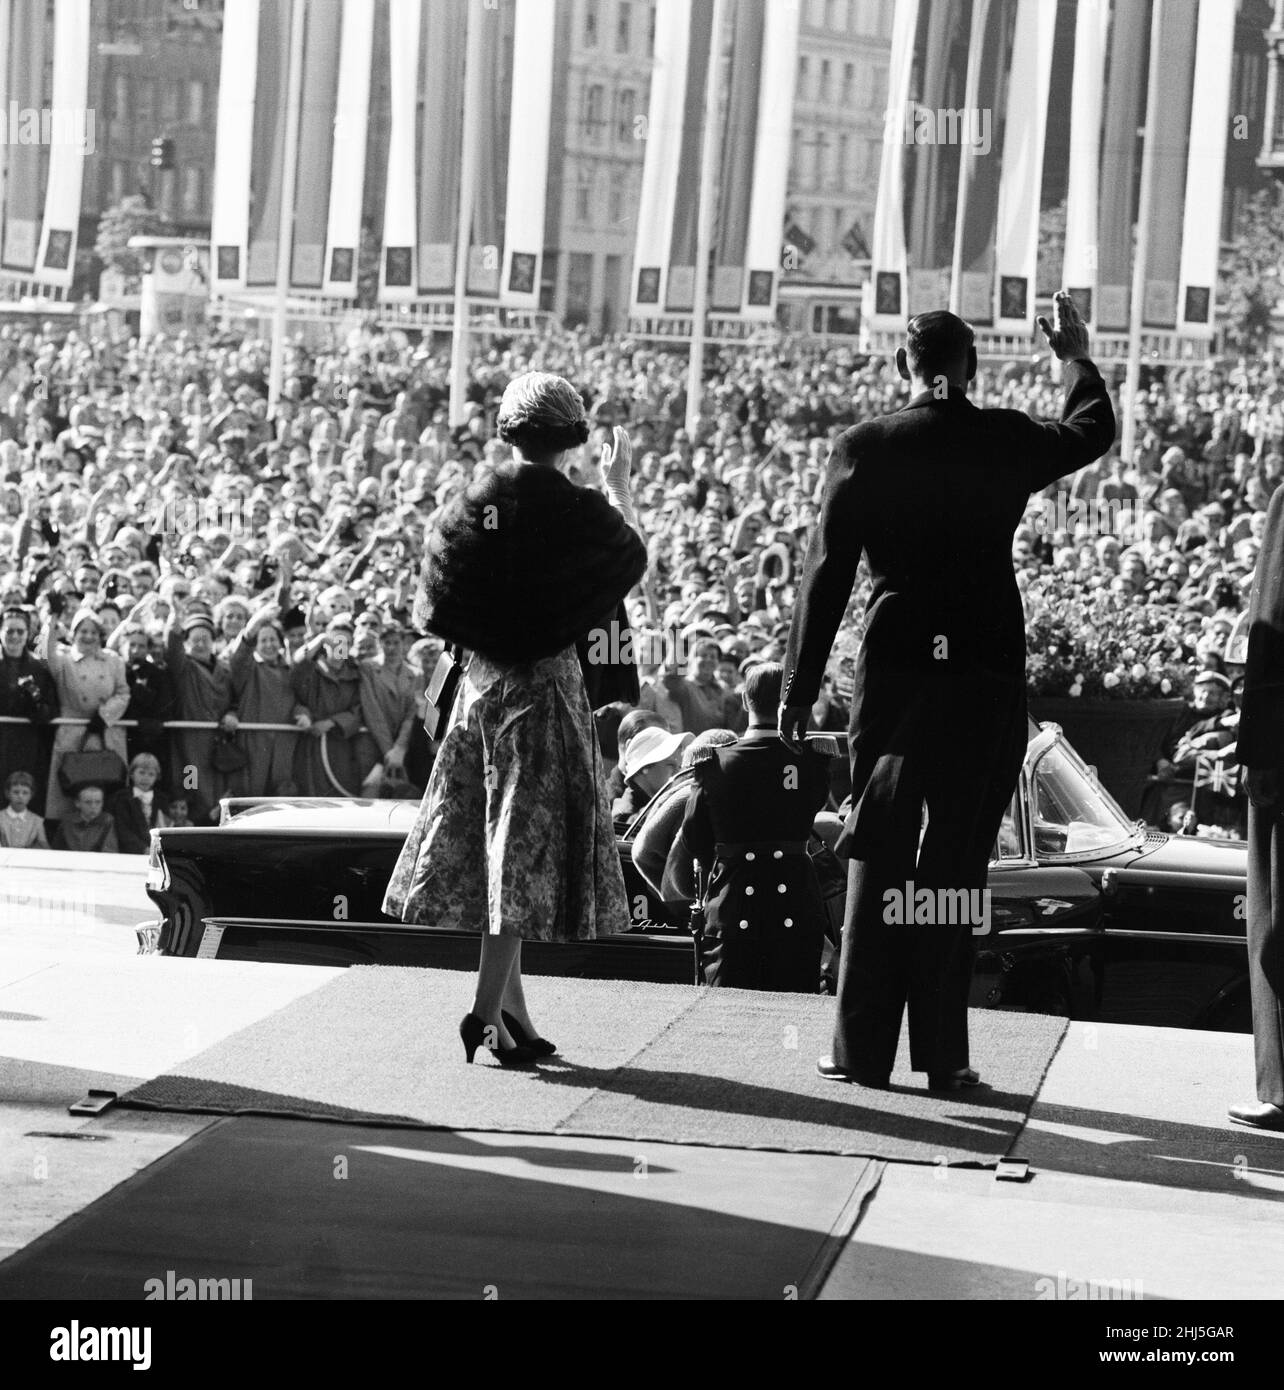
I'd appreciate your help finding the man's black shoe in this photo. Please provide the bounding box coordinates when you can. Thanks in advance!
[1228,1100,1284,1131]
[817,1056,889,1088]
[926,1067,983,1091]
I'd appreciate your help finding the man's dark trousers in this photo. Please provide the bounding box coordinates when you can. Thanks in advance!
[830,664,1026,1079]
[1246,802,1284,1107]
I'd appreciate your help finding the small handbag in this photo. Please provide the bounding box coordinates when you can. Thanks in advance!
[422,644,465,743]
[59,729,127,796]
[210,730,249,774]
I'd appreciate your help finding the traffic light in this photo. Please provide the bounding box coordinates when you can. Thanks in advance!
[150,137,174,170]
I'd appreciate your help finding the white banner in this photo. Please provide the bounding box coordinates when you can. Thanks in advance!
[35,0,90,289]
[741,0,800,321]
[1062,0,1108,325]
[993,0,1055,332]
[629,0,695,319]
[868,0,919,334]
[323,0,374,297]
[210,0,260,291]
[380,0,421,301]
[1177,0,1235,337]
[500,0,556,309]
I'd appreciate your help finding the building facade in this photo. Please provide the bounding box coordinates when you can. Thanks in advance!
[785,0,892,288]
[86,0,223,232]
[545,0,656,330]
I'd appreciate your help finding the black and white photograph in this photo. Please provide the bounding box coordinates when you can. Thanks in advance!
[1,0,1283,1349]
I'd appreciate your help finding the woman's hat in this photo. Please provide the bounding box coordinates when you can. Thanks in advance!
[620,727,693,782]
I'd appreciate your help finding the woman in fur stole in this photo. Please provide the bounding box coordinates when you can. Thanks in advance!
[383,373,646,1066]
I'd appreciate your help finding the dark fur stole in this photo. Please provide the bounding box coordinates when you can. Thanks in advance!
[413,462,647,664]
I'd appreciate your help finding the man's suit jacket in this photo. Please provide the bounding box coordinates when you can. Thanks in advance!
[1237,482,1284,776]
[782,360,1117,714]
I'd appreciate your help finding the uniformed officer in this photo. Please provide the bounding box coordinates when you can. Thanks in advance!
[665,662,838,991]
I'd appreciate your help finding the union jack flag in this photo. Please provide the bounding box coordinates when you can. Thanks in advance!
[1194,754,1239,797]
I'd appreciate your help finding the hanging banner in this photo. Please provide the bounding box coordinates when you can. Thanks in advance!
[1062,0,1108,325]
[630,0,699,318]
[868,0,920,335]
[993,0,1056,333]
[739,0,800,321]
[501,0,556,309]
[1177,0,1234,337]
[322,0,374,297]
[3,0,50,274]
[951,0,1015,325]
[211,0,260,292]
[34,0,90,289]
[1140,0,1199,329]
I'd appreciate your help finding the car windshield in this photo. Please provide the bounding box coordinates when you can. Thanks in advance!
[1030,737,1140,858]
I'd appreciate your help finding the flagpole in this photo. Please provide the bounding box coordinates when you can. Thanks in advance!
[1122,0,1165,464]
[269,0,307,414]
[450,1,486,429]
[686,0,727,440]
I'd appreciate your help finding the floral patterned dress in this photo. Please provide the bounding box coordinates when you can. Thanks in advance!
[382,646,628,940]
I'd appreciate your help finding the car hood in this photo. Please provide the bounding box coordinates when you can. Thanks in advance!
[213,799,420,832]
[1126,831,1247,884]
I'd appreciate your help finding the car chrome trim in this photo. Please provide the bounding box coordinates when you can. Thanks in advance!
[1101,929,1245,946]
[199,917,692,947]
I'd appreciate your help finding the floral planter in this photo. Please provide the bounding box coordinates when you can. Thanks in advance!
[1027,696,1188,820]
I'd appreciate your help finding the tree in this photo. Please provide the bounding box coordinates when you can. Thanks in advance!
[1220,183,1284,352]
[93,195,175,280]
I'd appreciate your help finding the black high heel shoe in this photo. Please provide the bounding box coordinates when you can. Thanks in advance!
[502,1010,557,1057]
[459,1013,537,1067]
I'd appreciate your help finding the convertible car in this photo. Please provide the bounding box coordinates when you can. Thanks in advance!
[141,721,1251,1031]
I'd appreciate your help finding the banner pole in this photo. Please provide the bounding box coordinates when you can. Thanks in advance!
[269,0,307,414]
[686,0,727,440]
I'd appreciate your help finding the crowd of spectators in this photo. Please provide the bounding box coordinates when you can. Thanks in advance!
[0,315,1281,852]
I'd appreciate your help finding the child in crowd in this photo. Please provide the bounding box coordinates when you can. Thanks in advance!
[0,770,50,849]
[51,784,120,853]
[106,753,172,854]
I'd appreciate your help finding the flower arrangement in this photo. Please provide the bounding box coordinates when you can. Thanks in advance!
[1024,580,1197,701]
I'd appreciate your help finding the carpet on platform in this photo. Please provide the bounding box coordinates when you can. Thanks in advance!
[0,1118,882,1300]
[119,966,1069,1166]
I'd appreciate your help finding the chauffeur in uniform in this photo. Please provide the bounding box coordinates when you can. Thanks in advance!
[1231,479,1284,1130]
[666,662,838,991]
[779,296,1115,1089]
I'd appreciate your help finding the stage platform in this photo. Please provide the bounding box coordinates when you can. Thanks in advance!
[1,942,1281,1301]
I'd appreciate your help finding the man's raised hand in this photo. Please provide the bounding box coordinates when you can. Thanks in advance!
[1036,289,1091,364]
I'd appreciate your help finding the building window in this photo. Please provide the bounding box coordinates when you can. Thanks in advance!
[181,165,202,217]
[647,3,656,56]
[807,0,825,28]
[134,77,154,119]
[841,61,854,106]
[582,83,606,142]
[819,59,831,102]
[616,1,631,52]
[608,168,625,224]
[575,167,594,222]
[616,87,636,142]
[540,249,558,312]
[566,251,594,328]
[161,82,180,123]
[836,133,848,191]
[870,63,888,112]
[109,159,126,207]
[584,0,598,47]
[798,55,809,101]
[187,80,204,124]
[113,74,129,120]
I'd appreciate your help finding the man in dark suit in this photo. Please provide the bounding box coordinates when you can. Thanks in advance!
[1229,481,1284,1130]
[779,295,1115,1090]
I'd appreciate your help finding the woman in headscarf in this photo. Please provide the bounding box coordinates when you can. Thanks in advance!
[383,372,646,1067]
